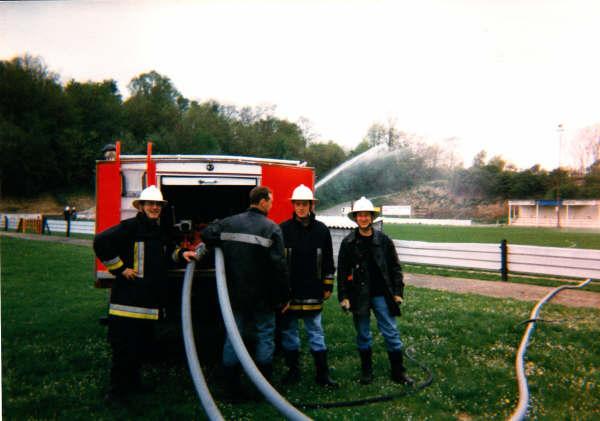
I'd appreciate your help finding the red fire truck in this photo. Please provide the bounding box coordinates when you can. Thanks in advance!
[94,143,314,350]
[95,141,314,283]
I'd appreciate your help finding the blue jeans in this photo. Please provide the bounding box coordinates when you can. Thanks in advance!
[353,296,403,352]
[281,312,327,352]
[222,311,275,367]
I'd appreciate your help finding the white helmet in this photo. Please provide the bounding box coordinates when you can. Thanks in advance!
[347,196,381,221]
[290,184,317,201]
[132,185,167,210]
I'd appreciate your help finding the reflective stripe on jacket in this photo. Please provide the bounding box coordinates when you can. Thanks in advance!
[93,212,175,320]
[201,207,290,312]
[280,213,335,313]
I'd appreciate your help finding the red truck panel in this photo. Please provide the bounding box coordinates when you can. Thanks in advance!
[261,164,314,224]
[95,161,122,277]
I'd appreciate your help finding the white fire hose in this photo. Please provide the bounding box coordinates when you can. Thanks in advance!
[181,244,224,421]
[181,245,311,420]
[509,278,592,421]
[214,247,311,421]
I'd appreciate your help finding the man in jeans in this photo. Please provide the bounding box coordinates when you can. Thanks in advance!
[202,186,290,400]
[279,184,337,387]
[337,197,413,385]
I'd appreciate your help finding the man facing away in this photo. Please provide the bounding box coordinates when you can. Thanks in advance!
[201,185,290,400]
[279,184,337,387]
[337,196,413,385]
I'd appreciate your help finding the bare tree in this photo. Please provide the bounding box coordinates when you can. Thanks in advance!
[570,123,600,173]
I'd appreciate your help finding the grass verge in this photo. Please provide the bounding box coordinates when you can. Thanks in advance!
[383,224,600,249]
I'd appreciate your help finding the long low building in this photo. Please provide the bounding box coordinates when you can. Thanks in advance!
[508,199,600,228]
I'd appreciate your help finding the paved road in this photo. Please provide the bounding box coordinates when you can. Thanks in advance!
[3,231,599,309]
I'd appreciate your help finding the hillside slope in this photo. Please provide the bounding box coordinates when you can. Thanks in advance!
[320,180,506,223]
[374,180,506,222]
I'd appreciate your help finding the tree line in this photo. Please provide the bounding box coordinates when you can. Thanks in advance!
[317,128,600,209]
[1,54,599,206]
[0,55,346,197]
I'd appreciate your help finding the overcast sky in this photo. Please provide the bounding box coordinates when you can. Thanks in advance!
[2,0,599,170]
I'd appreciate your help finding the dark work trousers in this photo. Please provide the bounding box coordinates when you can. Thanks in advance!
[108,316,155,394]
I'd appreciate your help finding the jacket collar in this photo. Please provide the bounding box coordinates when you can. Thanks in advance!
[348,228,383,245]
[136,211,160,228]
[248,206,267,216]
[291,210,316,227]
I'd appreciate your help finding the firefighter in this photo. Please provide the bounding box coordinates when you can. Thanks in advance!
[94,185,197,404]
[337,197,413,385]
[279,184,337,387]
[101,143,117,160]
[201,186,290,401]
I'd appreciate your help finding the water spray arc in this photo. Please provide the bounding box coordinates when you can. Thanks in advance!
[315,144,387,190]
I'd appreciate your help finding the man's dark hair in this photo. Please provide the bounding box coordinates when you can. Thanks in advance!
[249,186,272,205]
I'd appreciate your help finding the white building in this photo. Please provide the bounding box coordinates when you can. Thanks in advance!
[508,199,600,228]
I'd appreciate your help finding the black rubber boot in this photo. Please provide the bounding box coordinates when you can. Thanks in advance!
[388,351,414,385]
[312,350,338,388]
[257,362,273,382]
[359,348,373,385]
[282,349,301,385]
[223,364,245,402]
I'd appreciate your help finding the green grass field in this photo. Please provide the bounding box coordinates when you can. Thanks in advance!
[2,237,599,419]
[383,224,600,249]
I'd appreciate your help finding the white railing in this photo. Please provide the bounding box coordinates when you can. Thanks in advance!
[508,244,600,279]
[2,215,598,280]
[395,240,500,271]
[46,220,95,235]
[328,228,599,280]
[0,214,95,235]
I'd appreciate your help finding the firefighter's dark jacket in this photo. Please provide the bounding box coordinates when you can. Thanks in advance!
[201,207,290,313]
[280,212,334,313]
[94,212,184,321]
[337,228,404,317]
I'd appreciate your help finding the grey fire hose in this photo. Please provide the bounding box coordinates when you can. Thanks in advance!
[508,278,592,421]
[214,247,311,421]
[181,244,224,421]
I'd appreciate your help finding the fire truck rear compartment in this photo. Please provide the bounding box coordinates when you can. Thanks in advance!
[161,184,254,226]
[159,183,255,362]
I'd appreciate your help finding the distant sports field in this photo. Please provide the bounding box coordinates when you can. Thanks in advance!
[382,224,600,290]
[2,236,599,419]
[383,224,600,249]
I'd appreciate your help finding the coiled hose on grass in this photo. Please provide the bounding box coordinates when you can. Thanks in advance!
[509,278,592,421]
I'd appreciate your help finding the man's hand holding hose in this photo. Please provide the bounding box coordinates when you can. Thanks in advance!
[340,298,350,312]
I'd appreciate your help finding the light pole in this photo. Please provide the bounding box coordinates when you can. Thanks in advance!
[555,124,564,228]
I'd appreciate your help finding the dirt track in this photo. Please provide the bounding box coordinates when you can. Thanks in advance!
[3,231,599,310]
[405,273,600,309]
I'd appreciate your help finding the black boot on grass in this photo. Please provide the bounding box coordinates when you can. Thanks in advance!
[312,350,338,388]
[282,349,301,385]
[359,348,373,385]
[388,350,414,385]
